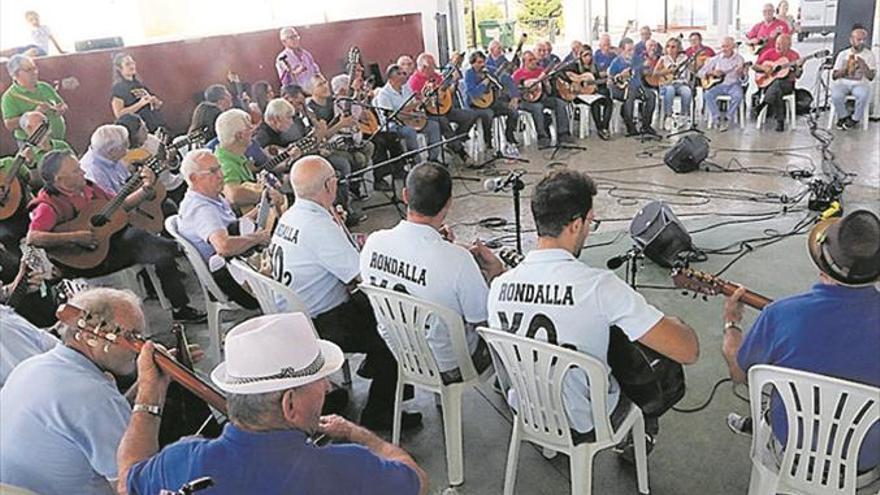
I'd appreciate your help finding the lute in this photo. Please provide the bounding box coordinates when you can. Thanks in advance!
[671,266,772,310]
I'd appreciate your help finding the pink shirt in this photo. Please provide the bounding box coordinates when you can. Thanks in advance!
[275,47,321,90]
[29,184,112,232]
[512,67,544,84]
[685,45,716,58]
[407,71,442,93]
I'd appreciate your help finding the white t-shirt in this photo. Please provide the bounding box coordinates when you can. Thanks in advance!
[487,248,663,433]
[269,198,360,317]
[359,221,485,371]
[30,25,51,54]
[833,48,877,83]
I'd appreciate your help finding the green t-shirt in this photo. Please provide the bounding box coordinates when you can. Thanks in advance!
[215,146,255,185]
[1,81,67,141]
[31,139,73,170]
[0,156,29,180]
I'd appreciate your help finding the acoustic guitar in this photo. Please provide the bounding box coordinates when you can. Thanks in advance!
[671,266,772,310]
[471,34,529,109]
[700,62,752,91]
[745,26,784,54]
[498,248,687,416]
[47,155,166,270]
[555,73,609,101]
[643,56,691,88]
[754,49,829,89]
[424,55,463,116]
[0,121,49,220]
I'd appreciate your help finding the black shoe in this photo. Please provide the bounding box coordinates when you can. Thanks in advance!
[537,136,552,147]
[322,387,350,415]
[641,125,659,137]
[360,411,423,432]
[775,120,785,132]
[835,117,848,130]
[373,179,393,192]
[597,129,611,141]
[614,431,656,465]
[625,127,640,137]
[172,306,207,323]
[346,211,367,227]
[560,133,577,144]
[842,117,858,130]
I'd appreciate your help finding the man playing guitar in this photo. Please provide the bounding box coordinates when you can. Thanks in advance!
[464,51,520,155]
[26,150,205,322]
[608,39,659,137]
[752,33,800,132]
[512,50,574,146]
[830,26,876,130]
[373,64,442,163]
[745,3,791,55]
[697,37,747,131]
[408,52,476,163]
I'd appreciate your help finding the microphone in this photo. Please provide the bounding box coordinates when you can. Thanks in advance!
[606,249,638,270]
[483,170,525,192]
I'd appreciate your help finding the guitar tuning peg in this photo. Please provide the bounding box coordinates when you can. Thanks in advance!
[681,291,689,296]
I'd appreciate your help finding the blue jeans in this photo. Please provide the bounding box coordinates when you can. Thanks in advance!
[519,96,570,139]
[661,82,692,116]
[392,120,442,161]
[831,80,871,123]
[704,83,744,121]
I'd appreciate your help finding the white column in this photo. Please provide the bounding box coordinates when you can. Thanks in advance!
[563,0,591,45]
[717,0,732,38]
[872,0,880,116]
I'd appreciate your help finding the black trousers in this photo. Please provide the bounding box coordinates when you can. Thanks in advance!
[761,78,795,124]
[0,196,30,255]
[313,291,399,421]
[211,266,259,310]
[612,84,656,131]
[429,108,478,153]
[369,131,406,182]
[588,87,614,131]
[60,226,190,309]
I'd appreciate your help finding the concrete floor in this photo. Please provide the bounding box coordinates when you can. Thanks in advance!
[135,84,879,494]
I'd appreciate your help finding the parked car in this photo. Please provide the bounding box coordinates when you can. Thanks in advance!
[797,0,837,41]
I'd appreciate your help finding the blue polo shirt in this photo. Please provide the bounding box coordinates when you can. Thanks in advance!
[126,423,420,495]
[80,147,132,195]
[0,345,131,495]
[0,305,58,388]
[738,283,880,471]
[593,49,615,73]
[177,189,238,262]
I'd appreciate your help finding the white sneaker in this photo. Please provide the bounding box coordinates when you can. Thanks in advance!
[504,143,520,157]
[664,116,674,131]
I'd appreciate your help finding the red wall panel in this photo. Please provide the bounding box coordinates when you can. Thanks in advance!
[0,14,424,155]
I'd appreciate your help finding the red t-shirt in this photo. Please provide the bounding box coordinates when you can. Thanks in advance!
[747,19,790,48]
[29,184,113,232]
[757,47,799,64]
[686,45,716,58]
[512,67,544,84]
[407,71,442,93]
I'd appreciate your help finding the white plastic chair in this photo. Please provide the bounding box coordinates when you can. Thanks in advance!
[359,284,487,487]
[166,215,241,363]
[83,264,170,310]
[477,327,650,495]
[757,93,797,130]
[572,98,594,139]
[746,365,880,495]
[826,95,871,131]
[227,258,352,384]
[705,95,747,129]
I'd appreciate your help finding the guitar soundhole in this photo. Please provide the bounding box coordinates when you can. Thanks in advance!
[91,214,108,227]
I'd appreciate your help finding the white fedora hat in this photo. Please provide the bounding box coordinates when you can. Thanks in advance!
[211,312,344,394]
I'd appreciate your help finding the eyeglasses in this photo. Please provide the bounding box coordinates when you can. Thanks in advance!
[195,166,222,176]
[570,214,601,232]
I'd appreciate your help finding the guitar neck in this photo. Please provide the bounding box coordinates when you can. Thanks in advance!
[715,281,773,310]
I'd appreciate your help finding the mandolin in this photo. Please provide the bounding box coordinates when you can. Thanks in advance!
[56,303,228,416]
[0,121,49,220]
[671,266,772,310]
[754,49,829,89]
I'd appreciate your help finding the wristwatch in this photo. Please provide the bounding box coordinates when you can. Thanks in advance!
[133,403,163,417]
[724,321,742,332]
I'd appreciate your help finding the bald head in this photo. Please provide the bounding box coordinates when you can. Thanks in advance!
[721,36,737,55]
[775,33,792,52]
[290,156,336,201]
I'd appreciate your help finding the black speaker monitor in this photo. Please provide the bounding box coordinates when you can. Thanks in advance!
[664,134,709,174]
[75,37,124,53]
[630,201,693,268]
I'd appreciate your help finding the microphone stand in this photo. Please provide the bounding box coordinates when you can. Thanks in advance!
[666,48,705,138]
[365,84,447,167]
[341,135,469,218]
[474,70,530,169]
[488,170,527,254]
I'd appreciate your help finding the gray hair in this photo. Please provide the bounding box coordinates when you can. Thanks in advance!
[7,54,31,78]
[279,27,297,40]
[215,108,251,147]
[61,287,144,342]
[18,111,46,131]
[330,74,349,95]
[263,98,294,122]
[90,125,129,158]
[416,53,434,70]
[488,39,503,51]
[39,149,76,194]
[227,389,287,427]
[180,149,217,187]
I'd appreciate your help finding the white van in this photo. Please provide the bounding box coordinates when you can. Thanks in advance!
[797,0,837,40]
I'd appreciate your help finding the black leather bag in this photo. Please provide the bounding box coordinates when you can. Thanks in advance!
[607,325,686,417]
